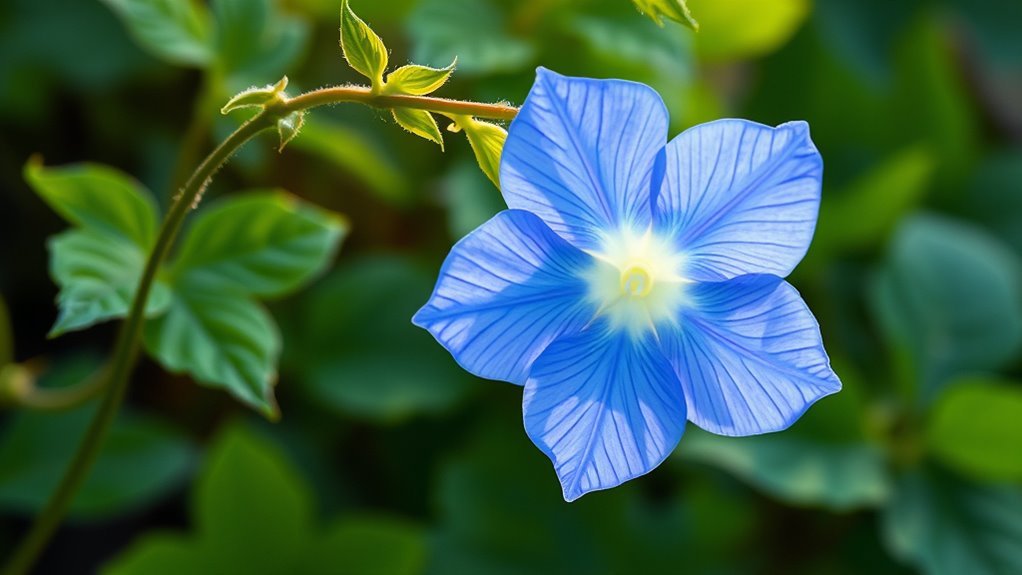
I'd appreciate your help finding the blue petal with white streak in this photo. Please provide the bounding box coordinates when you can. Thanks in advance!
[413,210,595,385]
[523,321,687,501]
[659,274,841,436]
[654,120,823,281]
[501,68,669,251]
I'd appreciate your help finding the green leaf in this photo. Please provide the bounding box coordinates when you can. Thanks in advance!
[811,146,934,260]
[276,111,305,152]
[171,192,346,299]
[148,192,344,416]
[926,378,1022,482]
[25,160,159,247]
[315,517,426,575]
[340,0,389,87]
[143,291,281,418]
[882,468,1022,575]
[677,430,891,511]
[26,161,170,336]
[392,108,444,149]
[105,424,426,575]
[384,59,456,95]
[212,0,309,91]
[0,357,194,520]
[100,0,213,66]
[630,0,699,30]
[453,115,506,189]
[48,230,172,337]
[220,76,288,114]
[105,424,312,574]
[409,0,535,74]
[286,256,472,421]
[195,426,312,550]
[288,120,411,205]
[869,215,1022,403]
[685,0,808,60]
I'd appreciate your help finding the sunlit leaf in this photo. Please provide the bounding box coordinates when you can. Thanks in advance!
[686,0,808,60]
[927,378,1022,482]
[100,0,214,66]
[678,430,890,511]
[453,115,506,189]
[882,468,1022,575]
[220,76,288,114]
[870,215,1022,403]
[340,0,388,86]
[630,0,698,30]
[392,108,444,149]
[385,59,456,95]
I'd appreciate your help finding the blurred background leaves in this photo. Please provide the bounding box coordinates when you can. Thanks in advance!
[1,0,1021,573]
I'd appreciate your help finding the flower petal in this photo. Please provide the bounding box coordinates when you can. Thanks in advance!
[660,275,841,436]
[501,67,669,251]
[413,210,594,385]
[524,323,686,501]
[654,120,823,280]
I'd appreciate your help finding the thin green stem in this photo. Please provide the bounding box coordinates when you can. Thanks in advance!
[2,86,517,574]
[0,361,105,411]
[281,85,519,121]
[1,113,275,575]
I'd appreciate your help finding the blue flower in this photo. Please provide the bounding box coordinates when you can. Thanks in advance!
[414,68,841,501]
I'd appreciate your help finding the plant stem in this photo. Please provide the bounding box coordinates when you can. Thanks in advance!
[0,114,275,575]
[281,85,519,121]
[2,86,518,575]
[0,361,105,411]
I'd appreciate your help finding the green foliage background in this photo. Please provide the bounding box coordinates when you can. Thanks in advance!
[1,0,1021,573]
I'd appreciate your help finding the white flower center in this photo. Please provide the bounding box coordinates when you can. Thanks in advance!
[584,227,690,337]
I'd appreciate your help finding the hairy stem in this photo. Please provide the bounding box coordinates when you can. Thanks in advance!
[2,87,518,574]
[281,85,519,121]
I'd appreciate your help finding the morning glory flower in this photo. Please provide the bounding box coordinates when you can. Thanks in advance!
[414,68,841,501]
